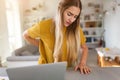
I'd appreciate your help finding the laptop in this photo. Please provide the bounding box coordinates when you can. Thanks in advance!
[6,62,67,80]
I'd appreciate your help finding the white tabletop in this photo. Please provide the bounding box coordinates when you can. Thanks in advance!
[1,67,120,80]
[96,48,120,59]
[66,67,120,80]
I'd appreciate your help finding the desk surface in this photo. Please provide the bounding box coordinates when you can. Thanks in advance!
[0,67,120,80]
[66,67,120,80]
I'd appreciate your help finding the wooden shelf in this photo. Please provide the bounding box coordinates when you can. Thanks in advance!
[85,35,101,37]
[82,27,103,30]
[86,42,99,44]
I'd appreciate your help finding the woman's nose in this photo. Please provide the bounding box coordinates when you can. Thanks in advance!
[69,16,75,23]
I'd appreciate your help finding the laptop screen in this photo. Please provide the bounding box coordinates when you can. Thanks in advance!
[6,62,67,80]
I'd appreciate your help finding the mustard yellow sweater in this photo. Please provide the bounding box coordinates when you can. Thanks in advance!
[28,18,86,64]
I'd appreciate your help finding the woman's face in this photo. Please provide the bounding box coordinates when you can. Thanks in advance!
[63,6,80,27]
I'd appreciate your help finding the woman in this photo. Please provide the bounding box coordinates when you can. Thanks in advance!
[23,0,91,74]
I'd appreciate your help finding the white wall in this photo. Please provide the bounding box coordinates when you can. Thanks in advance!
[103,0,120,48]
[20,0,59,32]
[21,0,103,32]
[0,0,10,63]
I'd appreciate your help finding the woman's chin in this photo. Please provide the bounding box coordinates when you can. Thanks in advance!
[64,24,70,27]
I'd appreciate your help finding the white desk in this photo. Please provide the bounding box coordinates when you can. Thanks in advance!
[66,67,120,80]
[1,67,120,80]
[96,48,120,67]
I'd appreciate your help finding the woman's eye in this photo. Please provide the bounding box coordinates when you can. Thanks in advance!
[67,13,71,16]
[74,16,77,19]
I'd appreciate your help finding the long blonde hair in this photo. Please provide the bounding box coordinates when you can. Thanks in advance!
[53,0,82,65]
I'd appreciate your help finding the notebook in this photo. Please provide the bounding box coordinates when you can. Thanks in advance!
[6,62,67,80]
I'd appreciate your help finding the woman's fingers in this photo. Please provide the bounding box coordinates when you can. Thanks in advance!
[83,66,91,74]
[74,66,79,71]
[80,66,84,74]
[75,65,91,74]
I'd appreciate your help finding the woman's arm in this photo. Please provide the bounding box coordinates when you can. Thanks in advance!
[80,44,88,65]
[75,44,91,74]
[23,30,39,47]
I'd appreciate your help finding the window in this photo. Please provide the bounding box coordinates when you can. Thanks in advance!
[5,0,22,52]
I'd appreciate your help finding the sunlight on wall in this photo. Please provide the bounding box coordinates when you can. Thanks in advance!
[0,0,10,64]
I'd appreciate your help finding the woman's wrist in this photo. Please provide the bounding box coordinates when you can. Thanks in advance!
[79,61,86,66]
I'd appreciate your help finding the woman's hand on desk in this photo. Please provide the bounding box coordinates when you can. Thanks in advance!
[74,63,91,74]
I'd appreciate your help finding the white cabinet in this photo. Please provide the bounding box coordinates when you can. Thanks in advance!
[81,20,104,48]
[84,28,104,48]
[79,0,104,48]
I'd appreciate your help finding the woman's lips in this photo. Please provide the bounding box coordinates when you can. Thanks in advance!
[66,21,71,25]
